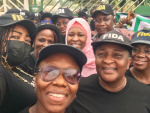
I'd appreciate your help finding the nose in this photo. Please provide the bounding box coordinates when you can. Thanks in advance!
[51,72,67,87]
[103,55,114,64]
[72,35,79,41]
[43,41,49,47]
[136,51,145,58]
[99,20,105,26]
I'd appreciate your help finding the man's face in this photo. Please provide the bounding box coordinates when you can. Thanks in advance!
[94,13,115,36]
[95,43,131,84]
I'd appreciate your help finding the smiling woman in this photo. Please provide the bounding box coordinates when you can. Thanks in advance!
[66,18,97,77]
[19,23,60,76]
[19,44,87,113]
[126,30,150,85]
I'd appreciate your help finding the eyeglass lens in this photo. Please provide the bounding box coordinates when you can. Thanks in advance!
[39,66,81,85]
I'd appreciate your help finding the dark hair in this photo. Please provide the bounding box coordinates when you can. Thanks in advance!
[0,25,15,71]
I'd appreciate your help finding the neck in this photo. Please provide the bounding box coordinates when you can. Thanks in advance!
[32,50,38,59]
[99,76,127,92]
[131,67,150,84]
[30,102,65,113]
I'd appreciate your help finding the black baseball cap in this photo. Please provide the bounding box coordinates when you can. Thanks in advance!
[51,8,74,23]
[20,9,31,19]
[0,13,36,40]
[30,12,41,21]
[6,8,20,14]
[92,4,114,18]
[35,22,60,43]
[36,44,87,71]
[78,10,89,18]
[131,29,150,45]
[40,12,52,20]
[92,30,133,52]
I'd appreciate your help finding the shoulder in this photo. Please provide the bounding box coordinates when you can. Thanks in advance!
[19,106,30,113]
[127,76,150,93]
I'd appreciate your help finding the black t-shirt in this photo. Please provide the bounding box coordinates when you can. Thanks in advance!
[0,65,37,113]
[59,35,66,44]
[126,69,150,86]
[19,53,36,76]
[66,74,150,113]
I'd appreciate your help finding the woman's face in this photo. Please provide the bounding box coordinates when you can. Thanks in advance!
[34,29,55,57]
[34,53,79,113]
[67,27,86,50]
[132,43,150,71]
[8,25,31,44]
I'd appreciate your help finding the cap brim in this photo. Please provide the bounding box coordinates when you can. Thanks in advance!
[36,24,60,42]
[41,13,52,20]
[0,19,36,41]
[51,14,72,23]
[92,40,133,52]
[131,40,150,45]
[36,44,87,71]
[92,10,110,18]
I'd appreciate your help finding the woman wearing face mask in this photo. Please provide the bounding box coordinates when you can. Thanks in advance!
[126,30,150,85]
[66,18,97,77]
[0,13,37,113]
[19,23,60,75]
[19,44,87,113]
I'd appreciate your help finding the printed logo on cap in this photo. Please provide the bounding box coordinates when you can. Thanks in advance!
[99,5,105,10]
[56,9,65,14]
[137,32,150,37]
[102,33,124,42]
[12,14,24,21]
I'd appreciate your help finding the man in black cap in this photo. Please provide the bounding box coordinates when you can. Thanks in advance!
[30,12,41,24]
[78,10,89,22]
[66,30,150,113]
[92,4,116,41]
[51,8,74,44]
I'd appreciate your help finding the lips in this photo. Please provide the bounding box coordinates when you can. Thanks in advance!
[102,67,116,73]
[71,43,81,49]
[47,92,67,102]
[133,59,148,65]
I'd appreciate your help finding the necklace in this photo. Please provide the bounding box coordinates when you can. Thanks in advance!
[13,67,35,87]
[13,71,35,87]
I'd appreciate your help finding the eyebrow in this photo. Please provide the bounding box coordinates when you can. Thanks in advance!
[12,30,22,35]
[12,30,30,37]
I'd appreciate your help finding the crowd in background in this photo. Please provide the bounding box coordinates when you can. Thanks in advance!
[0,3,150,113]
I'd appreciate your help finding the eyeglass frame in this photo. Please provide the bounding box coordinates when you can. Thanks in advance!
[37,66,81,85]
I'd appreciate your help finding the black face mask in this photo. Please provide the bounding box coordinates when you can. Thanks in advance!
[6,40,31,66]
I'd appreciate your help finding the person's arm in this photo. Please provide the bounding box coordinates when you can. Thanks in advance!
[0,73,6,106]
[114,17,127,28]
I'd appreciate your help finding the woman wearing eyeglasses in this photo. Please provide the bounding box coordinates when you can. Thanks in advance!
[126,30,150,85]
[40,12,53,24]
[19,23,60,76]
[66,18,97,77]
[19,44,87,113]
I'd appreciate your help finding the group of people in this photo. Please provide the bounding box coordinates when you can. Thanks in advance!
[0,3,150,113]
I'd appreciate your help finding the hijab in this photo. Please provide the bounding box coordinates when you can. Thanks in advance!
[66,18,96,77]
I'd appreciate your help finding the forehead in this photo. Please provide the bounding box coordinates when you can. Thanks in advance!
[132,43,150,48]
[96,43,127,51]
[57,17,70,22]
[95,13,112,18]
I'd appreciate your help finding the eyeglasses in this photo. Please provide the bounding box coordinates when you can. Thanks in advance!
[38,66,81,85]
[41,20,52,24]
[56,21,69,27]
[94,18,110,24]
